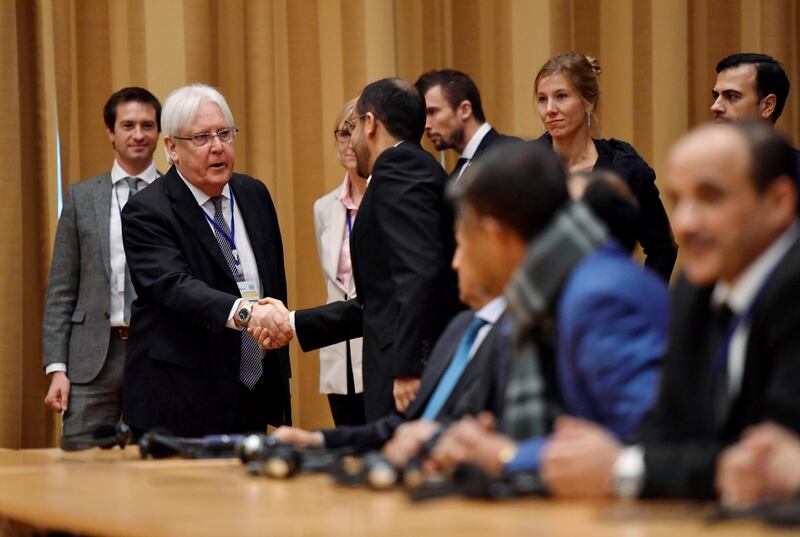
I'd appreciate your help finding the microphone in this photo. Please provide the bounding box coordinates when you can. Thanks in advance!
[138,429,244,459]
[60,423,132,452]
[331,451,399,490]
[237,433,351,479]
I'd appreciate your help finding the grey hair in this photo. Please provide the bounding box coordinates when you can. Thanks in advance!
[161,83,235,163]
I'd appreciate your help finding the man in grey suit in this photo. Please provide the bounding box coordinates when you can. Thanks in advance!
[42,87,161,448]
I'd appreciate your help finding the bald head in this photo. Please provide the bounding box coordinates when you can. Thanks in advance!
[666,122,797,286]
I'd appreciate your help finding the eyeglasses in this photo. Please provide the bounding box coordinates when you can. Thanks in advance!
[173,127,239,147]
[334,114,367,143]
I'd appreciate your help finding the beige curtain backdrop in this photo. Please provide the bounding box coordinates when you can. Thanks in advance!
[1,0,798,447]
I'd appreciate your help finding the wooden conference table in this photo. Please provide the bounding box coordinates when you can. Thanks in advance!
[0,447,789,537]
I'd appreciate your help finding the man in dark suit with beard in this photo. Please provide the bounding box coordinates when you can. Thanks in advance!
[254,78,461,421]
[414,69,521,180]
[121,84,291,437]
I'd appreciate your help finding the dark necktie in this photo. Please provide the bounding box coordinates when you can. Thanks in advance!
[210,196,263,389]
[452,157,470,180]
[421,316,489,421]
[710,302,735,430]
[123,177,139,324]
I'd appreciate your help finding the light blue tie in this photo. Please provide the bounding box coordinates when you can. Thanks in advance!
[421,316,489,421]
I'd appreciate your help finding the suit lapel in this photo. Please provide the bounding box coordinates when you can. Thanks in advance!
[406,313,473,417]
[92,173,113,281]
[320,192,348,295]
[164,168,235,284]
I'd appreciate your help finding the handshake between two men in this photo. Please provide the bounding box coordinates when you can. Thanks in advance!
[245,298,294,350]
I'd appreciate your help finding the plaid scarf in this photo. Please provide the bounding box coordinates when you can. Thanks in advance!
[502,201,608,440]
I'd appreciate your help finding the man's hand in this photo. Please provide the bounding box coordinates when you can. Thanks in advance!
[248,297,293,349]
[393,376,421,412]
[428,412,513,476]
[540,416,620,498]
[717,422,800,508]
[44,372,70,412]
[382,420,440,468]
[272,426,324,447]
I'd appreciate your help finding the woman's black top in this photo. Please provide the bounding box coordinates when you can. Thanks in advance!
[536,133,678,281]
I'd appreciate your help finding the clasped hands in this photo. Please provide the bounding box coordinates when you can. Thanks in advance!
[247,297,293,349]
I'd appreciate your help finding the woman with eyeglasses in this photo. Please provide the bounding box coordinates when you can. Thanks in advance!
[311,99,369,426]
[533,52,677,281]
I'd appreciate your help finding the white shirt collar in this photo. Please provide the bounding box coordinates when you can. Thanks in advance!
[460,122,492,160]
[175,166,231,207]
[475,295,507,324]
[111,159,158,185]
[712,221,800,314]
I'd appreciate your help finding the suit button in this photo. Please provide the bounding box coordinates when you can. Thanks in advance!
[104,312,110,319]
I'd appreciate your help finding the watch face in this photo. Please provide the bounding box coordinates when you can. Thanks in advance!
[238,307,250,322]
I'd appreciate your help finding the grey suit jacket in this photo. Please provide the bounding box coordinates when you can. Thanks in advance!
[42,173,115,384]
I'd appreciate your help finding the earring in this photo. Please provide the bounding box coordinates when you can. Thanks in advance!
[587,112,592,129]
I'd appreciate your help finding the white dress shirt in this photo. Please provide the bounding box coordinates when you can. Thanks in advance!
[454,122,492,181]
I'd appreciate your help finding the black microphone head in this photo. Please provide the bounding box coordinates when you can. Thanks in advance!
[92,422,132,450]
[138,429,180,459]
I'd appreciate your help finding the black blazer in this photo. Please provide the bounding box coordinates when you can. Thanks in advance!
[295,141,461,421]
[639,236,800,499]
[121,167,291,436]
[451,128,522,177]
[322,310,504,451]
[534,134,678,281]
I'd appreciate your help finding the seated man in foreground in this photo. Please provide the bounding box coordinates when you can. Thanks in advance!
[424,142,669,477]
[523,121,800,500]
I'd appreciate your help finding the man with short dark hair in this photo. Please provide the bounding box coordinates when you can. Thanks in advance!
[257,78,461,421]
[711,53,799,177]
[43,87,161,448]
[712,53,790,124]
[537,121,800,500]
[425,143,667,479]
[414,69,520,179]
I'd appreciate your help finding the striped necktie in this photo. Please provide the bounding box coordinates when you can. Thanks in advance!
[210,195,263,389]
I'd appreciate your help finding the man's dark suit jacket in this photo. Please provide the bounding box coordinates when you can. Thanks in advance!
[121,167,291,437]
[451,128,522,178]
[321,310,504,452]
[639,236,800,499]
[295,141,461,421]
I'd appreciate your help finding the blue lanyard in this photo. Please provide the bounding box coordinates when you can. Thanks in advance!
[710,265,779,383]
[203,189,240,266]
[346,209,353,236]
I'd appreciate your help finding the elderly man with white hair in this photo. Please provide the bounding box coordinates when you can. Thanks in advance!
[121,84,291,438]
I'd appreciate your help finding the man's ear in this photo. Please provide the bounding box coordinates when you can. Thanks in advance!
[457,100,473,122]
[364,112,377,137]
[164,137,179,163]
[759,94,777,122]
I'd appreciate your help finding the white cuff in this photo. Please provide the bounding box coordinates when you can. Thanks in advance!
[45,363,67,375]
[226,298,245,330]
[612,445,645,499]
[289,310,296,334]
